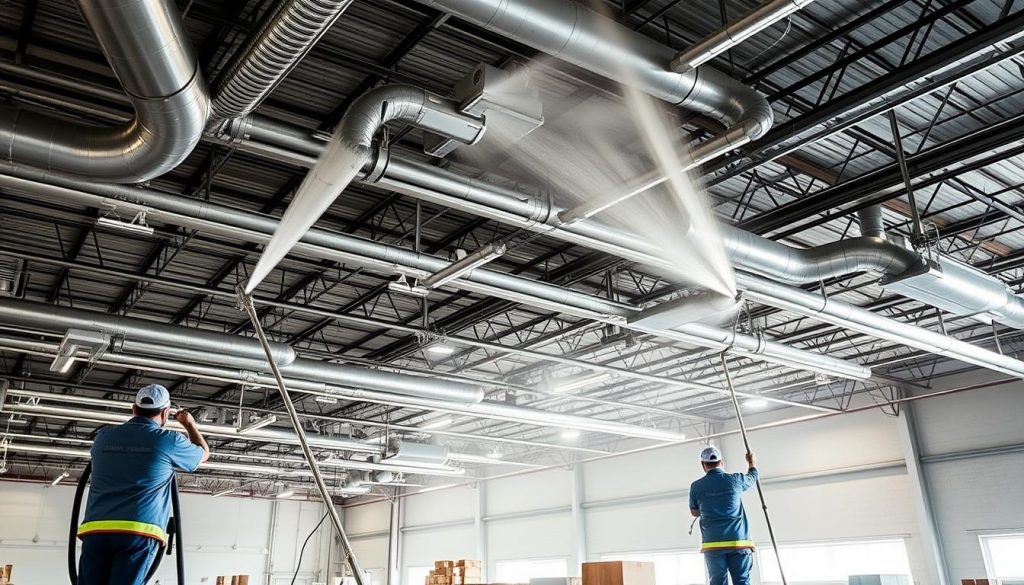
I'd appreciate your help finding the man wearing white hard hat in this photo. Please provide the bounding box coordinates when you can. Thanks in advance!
[76,384,210,585]
[689,445,758,585]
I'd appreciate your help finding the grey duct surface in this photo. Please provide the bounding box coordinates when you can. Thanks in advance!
[211,0,356,119]
[0,298,486,404]
[0,0,208,182]
[0,164,871,380]
[414,0,773,161]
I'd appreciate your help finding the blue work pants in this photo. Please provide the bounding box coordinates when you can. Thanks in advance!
[704,550,753,585]
[78,533,160,585]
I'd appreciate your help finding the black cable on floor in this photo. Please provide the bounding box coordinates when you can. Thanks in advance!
[291,512,330,585]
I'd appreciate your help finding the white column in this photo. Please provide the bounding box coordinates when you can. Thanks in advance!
[388,491,404,585]
[475,482,489,579]
[896,399,950,585]
[570,463,588,572]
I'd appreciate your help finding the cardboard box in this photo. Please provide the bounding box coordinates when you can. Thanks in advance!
[583,561,655,585]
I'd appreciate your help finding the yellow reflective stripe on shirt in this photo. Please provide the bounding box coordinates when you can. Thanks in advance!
[701,540,756,551]
[78,520,167,544]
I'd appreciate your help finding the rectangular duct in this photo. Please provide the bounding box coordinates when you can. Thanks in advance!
[0,258,26,298]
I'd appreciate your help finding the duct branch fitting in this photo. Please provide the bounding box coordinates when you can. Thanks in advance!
[244,84,486,292]
[736,272,1024,379]
[0,299,485,404]
[0,0,208,182]
[670,0,817,73]
[415,0,773,165]
[210,0,355,119]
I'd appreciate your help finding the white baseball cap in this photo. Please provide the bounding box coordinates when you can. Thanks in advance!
[700,446,722,463]
[135,384,171,410]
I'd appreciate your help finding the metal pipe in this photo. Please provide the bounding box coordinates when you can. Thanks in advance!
[414,0,773,163]
[0,165,865,380]
[240,290,366,585]
[888,110,925,244]
[0,0,208,181]
[210,0,356,119]
[736,272,1024,378]
[857,205,887,240]
[0,299,485,404]
[671,0,816,73]
[422,242,507,289]
[0,297,295,366]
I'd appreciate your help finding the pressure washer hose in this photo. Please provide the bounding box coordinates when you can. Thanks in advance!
[68,462,182,585]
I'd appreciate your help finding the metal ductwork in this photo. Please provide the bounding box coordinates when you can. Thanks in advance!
[670,0,817,74]
[245,84,487,291]
[413,0,773,165]
[0,0,208,182]
[210,0,355,120]
[0,164,871,381]
[0,300,485,404]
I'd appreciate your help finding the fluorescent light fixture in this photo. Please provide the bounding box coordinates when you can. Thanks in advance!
[551,371,612,393]
[212,487,236,498]
[275,488,296,499]
[422,242,507,289]
[336,485,371,496]
[486,449,504,460]
[96,214,155,236]
[50,329,110,374]
[387,275,429,298]
[426,341,456,356]
[420,416,454,430]
[561,429,581,441]
[744,398,769,410]
[238,414,278,435]
[51,471,70,486]
[314,395,339,405]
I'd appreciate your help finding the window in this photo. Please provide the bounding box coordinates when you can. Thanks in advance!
[980,533,1024,582]
[494,558,569,583]
[601,551,706,585]
[407,566,433,585]
[759,539,912,585]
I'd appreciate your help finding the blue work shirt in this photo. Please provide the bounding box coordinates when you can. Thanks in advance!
[689,467,759,553]
[79,417,203,544]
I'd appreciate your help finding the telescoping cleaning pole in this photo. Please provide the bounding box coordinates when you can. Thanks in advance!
[719,352,789,585]
[238,288,366,585]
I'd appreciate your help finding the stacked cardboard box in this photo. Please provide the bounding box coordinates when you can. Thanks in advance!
[0,564,13,585]
[582,561,655,585]
[961,580,1001,585]
[214,576,250,585]
[427,560,483,585]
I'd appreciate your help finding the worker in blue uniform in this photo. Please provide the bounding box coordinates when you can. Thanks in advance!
[77,384,210,585]
[689,446,759,585]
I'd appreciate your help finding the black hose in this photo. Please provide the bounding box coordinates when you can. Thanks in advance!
[68,464,180,585]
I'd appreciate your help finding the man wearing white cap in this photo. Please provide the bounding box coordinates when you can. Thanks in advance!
[77,384,210,585]
[689,445,758,585]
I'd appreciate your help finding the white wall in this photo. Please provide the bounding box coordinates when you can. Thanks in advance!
[0,483,333,585]
[343,382,1024,585]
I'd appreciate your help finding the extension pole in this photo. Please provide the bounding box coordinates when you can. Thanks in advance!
[719,352,788,585]
[239,288,366,585]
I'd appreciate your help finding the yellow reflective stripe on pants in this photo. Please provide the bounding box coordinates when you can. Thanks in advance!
[78,520,168,544]
[701,540,755,552]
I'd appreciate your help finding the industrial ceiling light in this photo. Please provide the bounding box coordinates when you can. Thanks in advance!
[96,212,155,236]
[426,342,456,356]
[422,242,507,289]
[550,371,612,393]
[275,488,296,499]
[387,274,429,298]
[420,416,454,430]
[50,329,111,374]
[486,448,504,460]
[336,485,371,496]
[50,471,70,486]
[561,429,581,441]
[314,395,339,405]
[237,413,278,435]
[212,486,237,498]
[744,398,769,410]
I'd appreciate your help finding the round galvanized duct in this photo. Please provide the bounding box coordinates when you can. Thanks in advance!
[211,0,355,119]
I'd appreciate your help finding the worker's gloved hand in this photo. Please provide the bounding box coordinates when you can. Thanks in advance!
[175,410,197,427]
[745,452,757,468]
